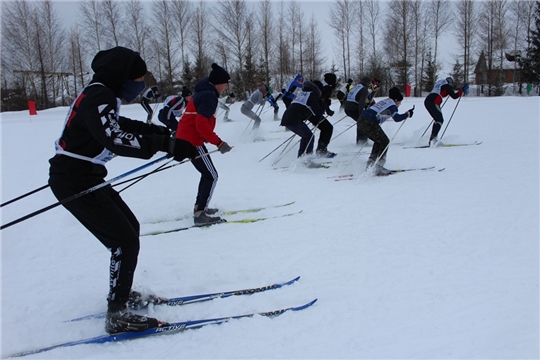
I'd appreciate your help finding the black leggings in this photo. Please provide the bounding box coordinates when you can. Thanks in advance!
[49,179,140,306]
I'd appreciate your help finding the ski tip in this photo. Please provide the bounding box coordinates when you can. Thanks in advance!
[296,298,318,309]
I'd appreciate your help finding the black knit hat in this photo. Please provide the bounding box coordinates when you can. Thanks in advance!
[181,87,192,98]
[128,54,147,80]
[209,63,231,85]
[388,87,403,102]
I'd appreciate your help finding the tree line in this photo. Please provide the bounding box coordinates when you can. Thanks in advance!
[1,0,539,112]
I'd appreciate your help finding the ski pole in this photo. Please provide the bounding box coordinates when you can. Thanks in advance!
[258,134,296,162]
[275,122,318,165]
[331,122,356,141]
[373,118,408,167]
[420,97,449,139]
[1,155,170,231]
[440,96,462,140]
[272,135,299,166]
[116,149,220,193]
[1,184,50,208]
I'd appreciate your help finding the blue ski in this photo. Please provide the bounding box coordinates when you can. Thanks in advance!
[67,276,301,322]
[7,299,317,358]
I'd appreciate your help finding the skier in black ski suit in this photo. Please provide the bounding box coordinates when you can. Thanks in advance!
[48,46,190,335]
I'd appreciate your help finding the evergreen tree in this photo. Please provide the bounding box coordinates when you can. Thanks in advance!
[422,51,437,92]
[450,59,465,88]
[521,1,540,83]
[181,59,194,91]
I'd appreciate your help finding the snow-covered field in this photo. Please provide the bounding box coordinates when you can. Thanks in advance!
[1,94,539,359]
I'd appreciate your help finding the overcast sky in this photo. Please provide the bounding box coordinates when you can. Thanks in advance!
[52,0,458,76]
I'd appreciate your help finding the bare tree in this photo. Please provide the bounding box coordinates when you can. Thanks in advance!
[257,0,274,84]
[304,14,325,81]
[190,1,212,82]
[214,0,250,76]
[384,0,414,88]
[364,0,383,77]
[455,0,477,84]
[124,1,147,55]
[410,0,428,95]
[353,0,366,77]
[287,1,301,71]
[329,0,354,80]
[102,0,124,48]
[276,1,291,88]
[67,25,87,94]
[478,0,509,95]
[428,0,452,70]
[36,1,67,106]
[153,0,181,93]
[170,0,193,67]
[79,0,105,52]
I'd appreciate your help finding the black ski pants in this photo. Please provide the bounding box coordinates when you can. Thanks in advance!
[356,116,389,166]
[424,98,444,140]
[192,145,218,212]
[307,117,333,149]
[141,97,153,123]
[49,178,139,306]
[344,107,368,143]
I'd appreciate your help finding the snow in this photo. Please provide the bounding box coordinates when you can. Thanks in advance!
[1,95,539,359]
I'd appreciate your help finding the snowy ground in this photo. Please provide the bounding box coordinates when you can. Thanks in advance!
[1,94,539,359]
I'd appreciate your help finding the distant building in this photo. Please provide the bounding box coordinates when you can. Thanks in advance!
[474,50,522,85]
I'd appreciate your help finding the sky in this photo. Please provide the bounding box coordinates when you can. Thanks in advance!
[1,93,538,358]
[51,0,459,76]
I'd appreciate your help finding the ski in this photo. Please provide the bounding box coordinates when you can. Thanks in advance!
[66,276,301,322]
[333,167,442,181]
[142,211,303,236]
[8,299,317,358]
[404,141,482,149]
[222,201,295,216]
[145,201,295,224]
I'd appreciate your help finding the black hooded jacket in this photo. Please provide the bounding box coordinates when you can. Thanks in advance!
[49,47,168,187]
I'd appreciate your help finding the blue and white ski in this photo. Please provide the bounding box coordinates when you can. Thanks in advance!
[7,299,317,358]
[67,276,301,322]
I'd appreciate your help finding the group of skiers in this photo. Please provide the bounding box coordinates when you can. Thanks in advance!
[48,45,469,337]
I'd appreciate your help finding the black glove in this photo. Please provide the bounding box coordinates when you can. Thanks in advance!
[326,109,335,116]
[407,105,415,118]
[217,141,232,154]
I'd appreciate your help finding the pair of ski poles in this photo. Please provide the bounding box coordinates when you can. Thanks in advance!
[1,150,219,231]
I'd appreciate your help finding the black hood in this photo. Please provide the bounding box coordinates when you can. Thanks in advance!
[91,46,141,97]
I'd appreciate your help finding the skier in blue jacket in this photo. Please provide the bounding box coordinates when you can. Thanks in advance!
[357,87,414,175]
[282,74,304,108]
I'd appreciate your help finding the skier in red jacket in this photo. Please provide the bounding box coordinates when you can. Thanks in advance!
[176,63,233,225]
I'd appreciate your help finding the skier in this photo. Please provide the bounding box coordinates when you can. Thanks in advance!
[140,85,161,124]
[175,63,233,225]
[48,46,192,334]
[424,77,468,146]
[357,87,415,176]
[240,84,275,131]
[157,87,192,131]
[344,76,372,145]
[280,80,325,160]
[282,74,304,108]
[310,73,337,157]
[267,90,281,121]
[336,78,353,108]
[218,92,235,122]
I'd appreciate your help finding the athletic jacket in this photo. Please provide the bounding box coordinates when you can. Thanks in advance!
[361,98,409,124]
[280,82,324,127]
[49,47,168,187]
[242,89,266,111]
[175,77,222,147]
[283,75,303,100]
[344,83,370,114]
[425,79,463,106]
[158,95,186,130]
